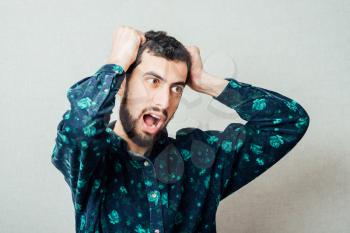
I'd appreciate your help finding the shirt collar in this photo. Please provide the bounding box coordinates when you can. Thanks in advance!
[107,120,169,162]
[107,119,168,139]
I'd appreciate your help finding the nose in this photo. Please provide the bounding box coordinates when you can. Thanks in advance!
[153,86,170,110]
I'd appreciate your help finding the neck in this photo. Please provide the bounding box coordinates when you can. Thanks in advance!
[113,120,152,157]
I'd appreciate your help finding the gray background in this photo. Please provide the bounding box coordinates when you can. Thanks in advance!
[1,0,349,232]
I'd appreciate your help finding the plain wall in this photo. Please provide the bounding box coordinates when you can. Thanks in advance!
[0,0,349,232]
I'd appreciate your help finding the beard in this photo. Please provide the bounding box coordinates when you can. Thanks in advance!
[118,81,171,148]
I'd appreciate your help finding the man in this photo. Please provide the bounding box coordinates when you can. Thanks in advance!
[51,26,310,233]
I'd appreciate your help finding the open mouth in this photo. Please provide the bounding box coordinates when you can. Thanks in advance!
[142,113,162,130]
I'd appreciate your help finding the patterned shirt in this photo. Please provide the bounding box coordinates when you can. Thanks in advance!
[51,64,310,233]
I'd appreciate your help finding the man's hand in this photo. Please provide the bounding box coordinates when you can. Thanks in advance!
[185,46,204,92]
[186,45,229,97]
[108,26,146,72]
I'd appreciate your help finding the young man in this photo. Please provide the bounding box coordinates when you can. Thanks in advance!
[51,26,310,233]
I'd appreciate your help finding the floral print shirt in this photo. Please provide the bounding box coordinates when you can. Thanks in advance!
[51,64,310,233]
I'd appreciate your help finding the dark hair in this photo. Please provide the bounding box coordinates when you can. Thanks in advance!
[126,30,192,85]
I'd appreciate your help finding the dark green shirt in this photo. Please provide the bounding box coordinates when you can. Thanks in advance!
[51,64,310,233]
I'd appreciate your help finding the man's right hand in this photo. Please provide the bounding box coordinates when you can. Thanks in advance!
[108,26,146,72]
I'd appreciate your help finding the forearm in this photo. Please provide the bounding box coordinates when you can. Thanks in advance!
[213,77,310,136]
[195,71,229,97]
[65,64,125,139]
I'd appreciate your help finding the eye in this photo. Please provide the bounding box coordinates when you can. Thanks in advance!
[146,78,160,86]
[171,85,184,94]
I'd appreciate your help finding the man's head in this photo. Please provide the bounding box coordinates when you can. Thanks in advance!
[117,30,192,147]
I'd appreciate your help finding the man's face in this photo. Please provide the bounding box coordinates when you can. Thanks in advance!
[119,50,188,147]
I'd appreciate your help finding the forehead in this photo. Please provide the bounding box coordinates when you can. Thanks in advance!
[137,50,188,83]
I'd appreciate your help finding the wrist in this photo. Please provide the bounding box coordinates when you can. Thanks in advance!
[198,71,229,97]
[107,57,128,72]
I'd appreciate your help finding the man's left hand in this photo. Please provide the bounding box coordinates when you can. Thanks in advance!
[186,45,205,92]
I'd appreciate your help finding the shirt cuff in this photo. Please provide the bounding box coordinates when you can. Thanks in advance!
[212,77,254,109]
[95,64,125,75]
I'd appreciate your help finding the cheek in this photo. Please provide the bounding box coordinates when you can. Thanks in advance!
[127,88,152,107]
[167,103,179,119]
[170,98,181,110]
[137,81,154,100]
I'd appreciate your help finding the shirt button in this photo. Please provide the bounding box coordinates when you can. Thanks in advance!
[151,193,158,198]
[144,161,150,166]
[154,230,160,233]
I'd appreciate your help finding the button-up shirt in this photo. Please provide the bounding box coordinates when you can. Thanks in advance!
[51,64,310,233]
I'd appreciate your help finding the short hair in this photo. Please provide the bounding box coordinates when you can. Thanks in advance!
[126,30,192,84]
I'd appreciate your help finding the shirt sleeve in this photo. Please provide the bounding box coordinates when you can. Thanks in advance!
[51,64,125,211]
[177,77,310,201]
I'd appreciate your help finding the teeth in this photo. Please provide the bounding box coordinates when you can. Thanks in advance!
[150,114,160,120]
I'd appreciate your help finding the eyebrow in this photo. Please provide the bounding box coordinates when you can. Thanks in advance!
[143,71,186,86]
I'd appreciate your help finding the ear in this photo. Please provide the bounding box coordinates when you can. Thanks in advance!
[117,78,126,97]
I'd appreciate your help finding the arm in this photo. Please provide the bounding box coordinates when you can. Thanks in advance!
[214,76,310,200]
[51,64,125,211]
[51,26,146,212]
[183,47,310,200]
[188,72,310,200]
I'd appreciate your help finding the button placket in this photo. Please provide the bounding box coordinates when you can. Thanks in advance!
[142,159,164,233]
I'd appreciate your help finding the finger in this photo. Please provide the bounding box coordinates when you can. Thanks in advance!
[186,46,197,53]
[135,29,146,44]
[140,34,146,44]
